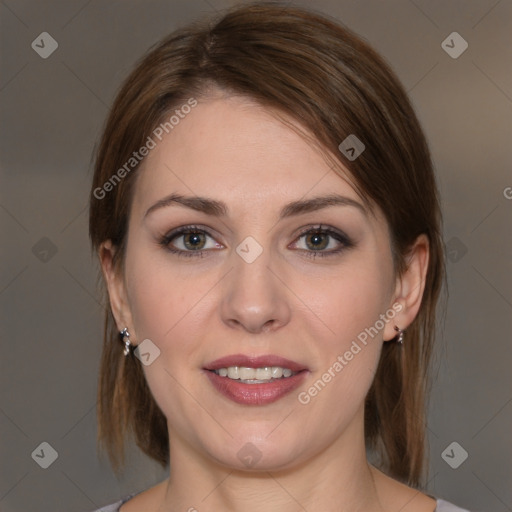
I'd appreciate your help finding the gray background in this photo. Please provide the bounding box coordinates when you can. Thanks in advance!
[1,0,511,511]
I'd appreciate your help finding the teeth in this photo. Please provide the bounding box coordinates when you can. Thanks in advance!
[213,366,297,382]
[255,367,271,380]
[271,366,283,378]
[227,367,239,379]
[238,367,254,380]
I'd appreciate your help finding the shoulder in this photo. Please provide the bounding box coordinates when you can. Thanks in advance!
[435,498,473,512]
[369,465,472,512]
[90,494,135,512]
[91,489,472,512]
[101,480,167,511]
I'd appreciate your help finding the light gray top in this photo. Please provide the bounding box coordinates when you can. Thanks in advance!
[93,495,473,511]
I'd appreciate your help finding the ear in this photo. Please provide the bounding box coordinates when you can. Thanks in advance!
[383,234,430,342]
[99,240,137,343]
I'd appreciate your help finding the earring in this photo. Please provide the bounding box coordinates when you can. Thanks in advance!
[394,325,405,345]
[120,327,132,356]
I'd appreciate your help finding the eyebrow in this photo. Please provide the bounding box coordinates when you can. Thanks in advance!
[144,192,368,220]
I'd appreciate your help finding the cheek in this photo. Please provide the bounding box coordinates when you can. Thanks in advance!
[306,261,393,351]
[296,258,393,412]
[123,250,214,427]
[125,246,209,347]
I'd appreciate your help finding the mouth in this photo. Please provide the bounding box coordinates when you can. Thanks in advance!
[203,354,309,405]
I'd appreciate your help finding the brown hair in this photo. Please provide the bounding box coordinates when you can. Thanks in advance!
[89,1,445,487]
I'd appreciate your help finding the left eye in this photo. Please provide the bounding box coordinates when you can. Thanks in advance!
[291,227,350,255]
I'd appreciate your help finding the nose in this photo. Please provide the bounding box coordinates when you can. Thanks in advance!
[220,245,292,334]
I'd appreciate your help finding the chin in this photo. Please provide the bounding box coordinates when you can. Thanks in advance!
[202,430,309,473]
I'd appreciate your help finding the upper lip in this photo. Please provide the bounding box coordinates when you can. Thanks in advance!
[204,354,308,372]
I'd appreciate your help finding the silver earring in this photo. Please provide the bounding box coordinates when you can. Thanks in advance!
[394,325,404,345]
[120,327,132,356]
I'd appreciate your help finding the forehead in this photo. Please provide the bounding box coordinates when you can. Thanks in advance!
[131,96,368,219]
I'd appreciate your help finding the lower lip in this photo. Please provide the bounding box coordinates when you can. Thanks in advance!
[205,370,308,405]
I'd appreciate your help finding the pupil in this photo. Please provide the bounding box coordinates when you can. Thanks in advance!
[185,232,204,250]
[307,233,327,250]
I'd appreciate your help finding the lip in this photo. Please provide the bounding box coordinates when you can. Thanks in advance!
[203,354,309,406]
[205,369,308,405]
[204,354,308,373]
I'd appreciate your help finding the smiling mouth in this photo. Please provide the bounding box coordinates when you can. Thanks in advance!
[211,365,298,383]
[204,354,309,405]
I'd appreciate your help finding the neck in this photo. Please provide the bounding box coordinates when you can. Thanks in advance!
[159,408,386,512]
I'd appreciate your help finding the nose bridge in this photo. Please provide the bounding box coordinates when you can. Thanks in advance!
[220,235,291,332]
[234,238,274,294]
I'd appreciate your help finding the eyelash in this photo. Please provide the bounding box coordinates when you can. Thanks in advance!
[158,224,354,259]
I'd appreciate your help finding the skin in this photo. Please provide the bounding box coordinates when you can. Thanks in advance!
[100,94,435,512]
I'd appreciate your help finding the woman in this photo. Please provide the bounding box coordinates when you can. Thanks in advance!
[89,2,471,511]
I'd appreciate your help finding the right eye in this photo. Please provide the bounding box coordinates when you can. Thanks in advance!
[159,225,223,258]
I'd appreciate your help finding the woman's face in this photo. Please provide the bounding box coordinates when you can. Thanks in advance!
[108,95,406,471]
